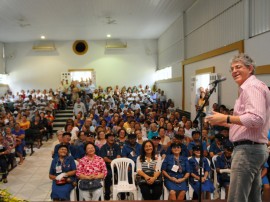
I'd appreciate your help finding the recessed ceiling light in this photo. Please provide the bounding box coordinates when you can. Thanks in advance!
[41,35,45,39]
[107,34,111,38]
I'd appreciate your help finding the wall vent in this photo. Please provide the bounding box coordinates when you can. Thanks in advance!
[105,39,127,49]
[32,41,56,51]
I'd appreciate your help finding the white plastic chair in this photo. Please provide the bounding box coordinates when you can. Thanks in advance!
[111,158,138,200]
[212,155,226,199]
[70,188,76,201]
[78,180,105,201]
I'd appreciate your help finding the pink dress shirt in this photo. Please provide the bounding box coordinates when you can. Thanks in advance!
[230,75,270,143]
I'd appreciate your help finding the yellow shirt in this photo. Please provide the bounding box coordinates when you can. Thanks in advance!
[20,121,30,130]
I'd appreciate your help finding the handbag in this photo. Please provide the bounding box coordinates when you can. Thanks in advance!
[79,179,102,191]
[56,178,67,185]
[136,170,162,185]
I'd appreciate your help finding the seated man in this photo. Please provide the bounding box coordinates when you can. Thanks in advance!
[187,131,208,157]
[151,136,166,159]
[215,144,233,199]
[209,134,224,158]
[73,98,86,117]
[76,132,100,158]
[52,132,78,159]
[100,133,121,200]
[121,133,142,165]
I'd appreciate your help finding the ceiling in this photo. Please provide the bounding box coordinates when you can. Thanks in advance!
[0,0,196,42]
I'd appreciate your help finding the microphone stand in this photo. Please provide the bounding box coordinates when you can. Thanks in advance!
[193,82,218,202]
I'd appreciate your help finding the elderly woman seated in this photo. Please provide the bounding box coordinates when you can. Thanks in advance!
[49,144,77,201]
[76,142,107,201]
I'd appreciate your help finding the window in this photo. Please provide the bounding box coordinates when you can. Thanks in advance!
[155,67,172,81]
[70,71,92,82]
[0,74,9,84]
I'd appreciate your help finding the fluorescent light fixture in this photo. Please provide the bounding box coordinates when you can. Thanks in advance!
[41,35,46,39]
[107,34,111,38]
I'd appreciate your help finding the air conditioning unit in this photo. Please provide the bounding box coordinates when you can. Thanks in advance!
[105,39,127,49]
[32,41,56,51]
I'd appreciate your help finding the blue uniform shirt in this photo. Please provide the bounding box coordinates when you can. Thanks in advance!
[100,143,121,168]
[121,142,142,164]
[188,141,207,153]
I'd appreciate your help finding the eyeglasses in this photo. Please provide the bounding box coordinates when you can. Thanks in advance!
[229,65,244,72]
[172,146,181,149]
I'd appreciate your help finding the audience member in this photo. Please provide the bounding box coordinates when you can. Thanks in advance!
[76,142,107,201]
[189,145,214,199]
[162,142,190,200]
[136,140,162,200]
[216,144,233,199]
[49,144,76,201]
[100,133,121,200]
[0,133,9,183]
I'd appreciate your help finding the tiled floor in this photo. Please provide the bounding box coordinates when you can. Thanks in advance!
[1,138,55,201]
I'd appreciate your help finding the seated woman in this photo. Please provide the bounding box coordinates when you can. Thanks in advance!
[29,115,45,148]
[0,134,10,183]
[115,128,127,149]
[189,145,214,199]
[162,142,190,200]
[76,142,107,200]
[95,130,107,149]
[12,123,25,165]
[49,144,77,201]
[4,126,17,168]
[19,114,30,130]
[136,140,162,200]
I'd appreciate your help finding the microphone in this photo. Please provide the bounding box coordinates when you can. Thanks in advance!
[209,77,226,85]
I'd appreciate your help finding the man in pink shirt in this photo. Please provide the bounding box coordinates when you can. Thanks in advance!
[206,53,270,202]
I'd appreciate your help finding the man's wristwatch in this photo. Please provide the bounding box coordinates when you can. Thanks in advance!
[227,115,231,124]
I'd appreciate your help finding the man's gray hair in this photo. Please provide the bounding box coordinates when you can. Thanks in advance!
[230,53,256,75]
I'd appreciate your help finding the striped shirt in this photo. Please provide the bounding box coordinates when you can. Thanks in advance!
[136,155,162,172]
[230,75,270,143]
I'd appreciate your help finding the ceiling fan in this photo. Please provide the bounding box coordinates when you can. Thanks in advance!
[106,17,117,25]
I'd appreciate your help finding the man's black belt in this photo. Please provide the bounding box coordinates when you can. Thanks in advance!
[233,140,265,147]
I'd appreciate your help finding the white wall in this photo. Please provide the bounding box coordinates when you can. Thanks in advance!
[5,39,157,93]
[0,42,4,74]
[156,15,184,109]
[156,79,182,110]
[245,31,270,86]
[158,15,184,69]
[185,0,244,58]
